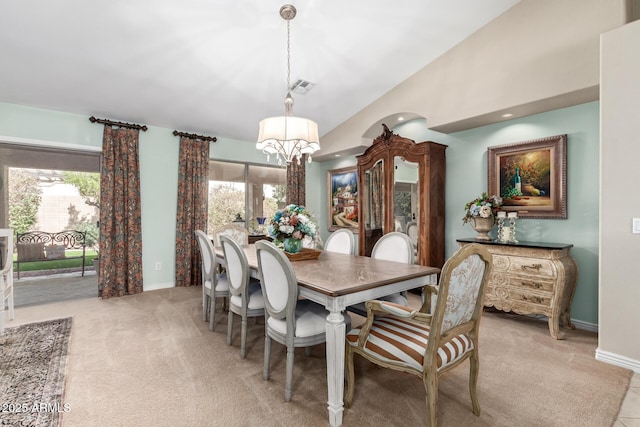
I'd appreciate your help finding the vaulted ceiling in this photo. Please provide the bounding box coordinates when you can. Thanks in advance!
[0,1,519,143]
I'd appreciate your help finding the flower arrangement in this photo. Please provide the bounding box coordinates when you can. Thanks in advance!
[463,192,503,224]
[268,204,318,249]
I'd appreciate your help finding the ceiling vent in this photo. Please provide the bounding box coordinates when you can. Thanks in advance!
[291,79,315,95]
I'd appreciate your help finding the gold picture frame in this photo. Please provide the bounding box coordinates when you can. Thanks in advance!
[327,166,358,231]
[488,134,567,219]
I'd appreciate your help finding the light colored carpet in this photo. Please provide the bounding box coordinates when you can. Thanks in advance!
[9,287,632,426]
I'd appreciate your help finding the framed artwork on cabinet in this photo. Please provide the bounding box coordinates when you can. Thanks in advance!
[488,134,567,219]
[327,166,358,231]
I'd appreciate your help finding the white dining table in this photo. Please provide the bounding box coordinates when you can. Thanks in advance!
[215,244,440,427]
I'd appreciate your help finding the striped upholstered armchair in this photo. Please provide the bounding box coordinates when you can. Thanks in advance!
[345,243,493,426]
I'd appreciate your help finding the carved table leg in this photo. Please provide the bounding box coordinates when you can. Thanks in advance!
[325,309,346,427]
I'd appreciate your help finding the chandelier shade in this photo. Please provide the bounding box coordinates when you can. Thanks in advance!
[257,115,319,163]
[257,4,320,165]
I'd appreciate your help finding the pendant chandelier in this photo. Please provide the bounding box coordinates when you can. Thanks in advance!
[256,4,320,165]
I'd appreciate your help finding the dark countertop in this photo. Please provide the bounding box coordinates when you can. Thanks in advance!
[456,238,573,250]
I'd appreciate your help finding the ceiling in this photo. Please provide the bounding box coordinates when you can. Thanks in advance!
[0,0,520,145]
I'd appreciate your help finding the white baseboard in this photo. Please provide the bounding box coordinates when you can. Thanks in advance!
[596,348,640,373]
[143,282,175,292]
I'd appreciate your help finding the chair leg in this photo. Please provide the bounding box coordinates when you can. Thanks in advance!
[469,351,481,416]
[7,288,14,321]
[203,295,209,322]
[285,345,295,402]
[209,297,216,331]
[422,372,438,427]
[226,311,234,346]
[344,345,356,408]
[263,335,272,381]
[240,316,248,358]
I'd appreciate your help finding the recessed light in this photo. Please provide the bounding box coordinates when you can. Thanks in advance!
[502,113,514,118]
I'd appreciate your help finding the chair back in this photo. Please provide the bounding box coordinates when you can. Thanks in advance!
[211,224,248,247]
[1,228,14,275]
[371,231,414,264]
[219,234,249,298]
[405,221,418,247]
[194,229,224,296]
[426,244,492,360]
[255,240,297,324]
[324,229,355,255]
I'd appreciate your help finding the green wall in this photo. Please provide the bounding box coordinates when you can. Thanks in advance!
[309,102,600,326]
[1,101,600,325]
[0,102,273,289]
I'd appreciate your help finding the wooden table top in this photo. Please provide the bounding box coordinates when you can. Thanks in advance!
[216,244,440,298]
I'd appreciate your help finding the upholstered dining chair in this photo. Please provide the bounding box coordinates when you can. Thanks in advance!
[255,240,351,402]
[195,229,229,331]
[347,231,414,315]
[211,224,248,247]
[345,243,493,426]
[219,234,265,358]
[324,228,355,255]
[1,228,15,327]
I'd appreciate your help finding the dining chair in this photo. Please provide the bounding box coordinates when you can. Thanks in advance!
[345,243,492,426]
[219,234,265,358]
[324,228,355,255]
[195,229,230,331]
[255,240,351,402]
[1,228,15,327]
[406,221,418,258]
[347,231,414,316]
[211,224,248,247]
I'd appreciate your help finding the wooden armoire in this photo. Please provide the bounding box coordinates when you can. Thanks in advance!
[357,125,447,268]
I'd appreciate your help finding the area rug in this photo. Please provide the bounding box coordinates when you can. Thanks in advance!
[0,317,72,427]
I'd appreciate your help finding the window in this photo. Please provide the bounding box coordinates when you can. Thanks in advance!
[208,160,286,233]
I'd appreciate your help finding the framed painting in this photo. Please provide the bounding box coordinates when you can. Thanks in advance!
[327,166,358,231]
[488,134,567,219]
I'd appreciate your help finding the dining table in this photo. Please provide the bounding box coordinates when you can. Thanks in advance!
[215,244,440,427]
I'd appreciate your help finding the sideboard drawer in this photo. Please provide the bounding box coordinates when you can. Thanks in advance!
[492,272,556,293]
[493,255,556,278]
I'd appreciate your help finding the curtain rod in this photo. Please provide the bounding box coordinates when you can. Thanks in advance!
[173,130,217,143]
[89,116,148,131]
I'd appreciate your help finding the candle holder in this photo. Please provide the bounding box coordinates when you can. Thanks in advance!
[496,212,506,242]
[497,212,518,243]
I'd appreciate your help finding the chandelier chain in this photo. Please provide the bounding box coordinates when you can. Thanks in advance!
[287,20,291,93]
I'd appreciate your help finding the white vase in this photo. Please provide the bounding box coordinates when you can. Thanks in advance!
[471,217,494,241]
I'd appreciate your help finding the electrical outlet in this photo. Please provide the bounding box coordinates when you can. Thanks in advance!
[155,262,161,271]
[633,218,640,234]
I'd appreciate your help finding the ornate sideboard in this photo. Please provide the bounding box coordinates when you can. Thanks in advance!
[457,239,578,339]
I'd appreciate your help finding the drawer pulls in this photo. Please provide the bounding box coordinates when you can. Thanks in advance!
[522,295,544,304]
[521,280,543,289]
[521,263,543,271]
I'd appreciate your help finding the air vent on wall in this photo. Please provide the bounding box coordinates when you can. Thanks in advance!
[291,79,315,95]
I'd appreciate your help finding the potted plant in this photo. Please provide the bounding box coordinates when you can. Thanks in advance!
[268,204,318,253]
[463,193,502,240]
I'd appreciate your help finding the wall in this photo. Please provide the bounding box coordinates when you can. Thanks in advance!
[311,102,600,328]
[0,102,272,290]
[317,0,627,159]
[598,19,640,370]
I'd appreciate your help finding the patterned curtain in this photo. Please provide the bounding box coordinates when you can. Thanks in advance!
[286,155,306,206]
[175,137,210,287]
[98,126,143,298]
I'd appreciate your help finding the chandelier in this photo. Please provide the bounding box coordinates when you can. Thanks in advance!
[256,4,320,165]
